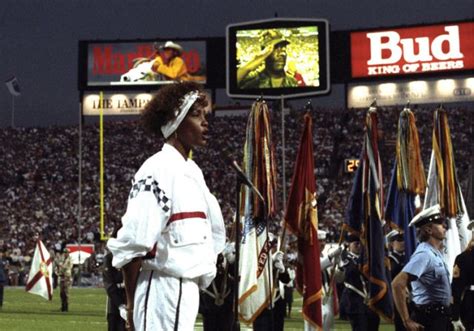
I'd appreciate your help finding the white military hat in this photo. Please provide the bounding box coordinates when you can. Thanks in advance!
[317,230,327,240]
[467,220,474,230]
[386,229,403,242]
[409,204,443,228]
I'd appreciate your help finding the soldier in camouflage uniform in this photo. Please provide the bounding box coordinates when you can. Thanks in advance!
[55,248,73,312]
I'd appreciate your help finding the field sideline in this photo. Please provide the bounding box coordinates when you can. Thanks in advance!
[0,287,395,330]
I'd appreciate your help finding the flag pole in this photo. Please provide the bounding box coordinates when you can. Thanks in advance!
[77,97,83,286]
[232,176,241,331]
[11,95,15,128]
[280,95,287,209]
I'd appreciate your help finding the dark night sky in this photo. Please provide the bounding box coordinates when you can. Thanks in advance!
[0,0,472,127]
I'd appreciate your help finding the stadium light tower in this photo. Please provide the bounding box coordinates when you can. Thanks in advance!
[5,76,21,128]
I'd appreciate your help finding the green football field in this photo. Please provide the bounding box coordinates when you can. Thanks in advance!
[0,287,395,330]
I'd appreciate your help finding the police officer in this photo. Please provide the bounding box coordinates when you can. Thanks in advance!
[386,229,407,331]
[338,234,380,331]
[392,204,451,331]
[55,247,73,312]
[450,220,474,331]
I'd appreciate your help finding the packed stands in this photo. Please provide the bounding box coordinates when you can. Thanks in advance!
[0,104,471,285]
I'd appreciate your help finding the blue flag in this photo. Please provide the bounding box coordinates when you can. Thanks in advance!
[385,106,426,263]
[344,104,394,322]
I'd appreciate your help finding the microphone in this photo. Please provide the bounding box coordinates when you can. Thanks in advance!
[225,154,265,202]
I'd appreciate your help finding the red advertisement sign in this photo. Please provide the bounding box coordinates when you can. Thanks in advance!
[351,22,474,78]
[87,40,207,86]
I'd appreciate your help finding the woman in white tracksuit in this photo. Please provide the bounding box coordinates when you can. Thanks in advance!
[107,82,226,331]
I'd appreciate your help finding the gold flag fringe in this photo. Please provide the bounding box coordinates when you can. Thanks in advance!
[396,108,426,195]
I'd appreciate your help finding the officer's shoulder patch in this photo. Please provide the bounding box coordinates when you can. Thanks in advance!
[452,264,460,278]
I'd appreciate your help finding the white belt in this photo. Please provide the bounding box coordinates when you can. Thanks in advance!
[344,282,367,301]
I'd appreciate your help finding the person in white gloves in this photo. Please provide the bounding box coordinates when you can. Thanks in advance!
[200,241,235,331]
[319,230,342,331]
[253,232,291,331]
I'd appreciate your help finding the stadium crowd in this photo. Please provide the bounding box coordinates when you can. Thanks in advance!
[0,103,471,286]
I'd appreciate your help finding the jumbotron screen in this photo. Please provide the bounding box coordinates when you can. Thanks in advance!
[226,18,330,99]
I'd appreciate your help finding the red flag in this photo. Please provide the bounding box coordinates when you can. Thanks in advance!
[284,114,322,329]
[25,240,53,300]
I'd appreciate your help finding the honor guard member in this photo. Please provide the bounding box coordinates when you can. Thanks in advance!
[450,220,474,331]
[338,234,380,331]
[387,230,406,279]
[103,225,127,331]
[386,230,407,331]
[200,241,235,331]
[55,247,73,312]
[0,250,6,307]
[253,233,291,331]
[392,204,451,331]
[318,230,342,331]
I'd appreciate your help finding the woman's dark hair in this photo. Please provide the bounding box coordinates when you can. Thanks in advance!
[141,81,206,137]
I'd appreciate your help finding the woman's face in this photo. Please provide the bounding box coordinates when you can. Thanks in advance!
[176,94,210,150]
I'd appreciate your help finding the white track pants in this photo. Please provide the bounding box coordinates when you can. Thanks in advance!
[133,270,200,331]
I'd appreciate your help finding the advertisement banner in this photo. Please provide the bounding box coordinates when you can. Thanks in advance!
[347,77,474,108]
[351,22,474,78]
[87,40,206,86]
[82,92,153,116]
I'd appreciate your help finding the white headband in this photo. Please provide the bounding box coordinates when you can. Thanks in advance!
[161,90,200,139]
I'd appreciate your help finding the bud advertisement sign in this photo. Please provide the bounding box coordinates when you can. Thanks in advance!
[347,77,474,108]
[86,40,206,86]
[351,22,474,78]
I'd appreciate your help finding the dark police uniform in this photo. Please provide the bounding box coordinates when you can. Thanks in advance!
[103,252,126,331]
[252,271,290,331]
[388,250,405,280]
[0,254,6,307]
[387,230,407,331]
[199,254,234,331]
[339,251,380,331]
[451,245,474,331]
[388,250,407,331]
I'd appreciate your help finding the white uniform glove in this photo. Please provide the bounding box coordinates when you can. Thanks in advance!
[273,251,285,273]
[451,319,465,331]
[328,246,343,260]
[223,242,236,264]
[320,256,333,270]
[119,304,127,321]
